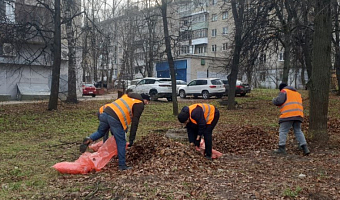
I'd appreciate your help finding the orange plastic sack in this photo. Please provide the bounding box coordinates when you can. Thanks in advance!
[195,139,223,159]
[89,141,103,152]
[53,137,118,174]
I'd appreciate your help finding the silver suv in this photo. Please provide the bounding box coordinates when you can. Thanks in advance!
[178,78,225,99]
[127,77,173,101]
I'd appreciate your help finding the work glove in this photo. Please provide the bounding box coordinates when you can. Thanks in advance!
[128,140,133,148]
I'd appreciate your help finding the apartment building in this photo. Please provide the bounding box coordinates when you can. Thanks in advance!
[97,0,307,89]
[0,0,83,100]
[154,0,307,89]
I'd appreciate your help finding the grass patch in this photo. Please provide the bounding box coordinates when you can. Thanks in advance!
[0,89,339,199]
[283,186,302,198]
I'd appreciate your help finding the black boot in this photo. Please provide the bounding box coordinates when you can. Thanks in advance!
[273,145,287,154]
[301,144,310,156]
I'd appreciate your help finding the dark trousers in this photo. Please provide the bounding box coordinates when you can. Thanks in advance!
[187,109,220,157]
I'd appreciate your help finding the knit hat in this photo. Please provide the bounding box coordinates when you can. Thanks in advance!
[279,83,287,91]
[178,106,189,123]
[140,93,150,101]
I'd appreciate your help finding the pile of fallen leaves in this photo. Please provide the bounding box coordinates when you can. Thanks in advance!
[105,126,279,174]
[213,125,277,154]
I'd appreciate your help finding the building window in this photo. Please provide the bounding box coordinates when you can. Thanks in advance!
[0,0,15,23]
[211,14,217,22]
[259,53,266,64]
[195,45,206,54]
[179,3,190,13]
[279,52,284,61]
[211,0,217,5]
[211,29,217,37]
[260,72,266,81]
[211,44,216,52]
[193,29,207,39]
[180,46,190,54]
[222,11,228,20]
[222,43,228,51]
[222,27,228,35]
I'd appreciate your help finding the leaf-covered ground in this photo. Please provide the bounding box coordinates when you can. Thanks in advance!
[1,89,340,199]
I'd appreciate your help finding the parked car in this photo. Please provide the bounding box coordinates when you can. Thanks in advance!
[126,79,142,92]
[114,80,131,89]
[176,80,187,95]
[94,81,107,88]
[178,78,225,99]
[82,83,96,97]
[127,77,173,101]
[222,79,251,96]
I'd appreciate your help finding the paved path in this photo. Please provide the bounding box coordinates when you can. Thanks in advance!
[0,93,118,105]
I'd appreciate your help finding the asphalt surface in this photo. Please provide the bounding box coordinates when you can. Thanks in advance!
[0,93,118,105]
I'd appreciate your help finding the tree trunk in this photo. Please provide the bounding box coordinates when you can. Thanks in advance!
[282,34,291,84]
[337,65,340,95]
[228,0,244,110]
[48,0,61,110]
[334,0,340,95]
[66,0,78,103]
[309,0,331,143]
[161,0,178,116]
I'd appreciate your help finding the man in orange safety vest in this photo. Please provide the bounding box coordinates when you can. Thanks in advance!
[272,83,310,156]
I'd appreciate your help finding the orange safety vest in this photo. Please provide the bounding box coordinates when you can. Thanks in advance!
[99,104,110,114]
[189,103,215,124]
[106,94,142,130]
[279,89,304,119]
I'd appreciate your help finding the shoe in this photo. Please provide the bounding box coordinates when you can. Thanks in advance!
[118,165,132,171]
[80,137,92,153]
[273,145,287,155]
[301,144,310,156]
[205,156,212,161]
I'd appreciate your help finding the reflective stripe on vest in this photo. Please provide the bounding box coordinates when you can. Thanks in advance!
[106,94,142,130]
[279,89,304,119]
[188,103,215,124]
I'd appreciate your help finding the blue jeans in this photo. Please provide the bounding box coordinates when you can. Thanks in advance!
[89,112,110,141]
[106,114,127,167]
[279,121,307,146]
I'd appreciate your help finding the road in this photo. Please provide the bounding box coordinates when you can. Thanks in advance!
[0,93,118,105]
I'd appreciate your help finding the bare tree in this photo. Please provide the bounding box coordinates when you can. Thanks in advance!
[332,0,340,95]
[159,0,178,115]
[48,0,62,110]
[65,0,80,103]
[309,0,332,143]
[228,0,271,109]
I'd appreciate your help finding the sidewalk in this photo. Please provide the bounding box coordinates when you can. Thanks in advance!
[0,92,118,105]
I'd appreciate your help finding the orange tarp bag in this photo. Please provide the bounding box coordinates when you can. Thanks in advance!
[89,141,103,152]
[53,136,118,174]
[195,139,223,159]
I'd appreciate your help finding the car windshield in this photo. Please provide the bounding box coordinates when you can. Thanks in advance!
[131,80,140,85]
[176,80,186,85]
[84,84,94,87]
